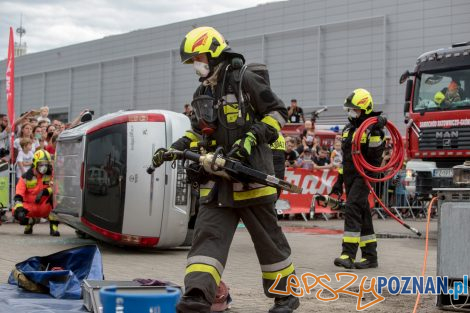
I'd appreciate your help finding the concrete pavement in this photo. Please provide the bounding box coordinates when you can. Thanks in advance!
[0,216,442,312]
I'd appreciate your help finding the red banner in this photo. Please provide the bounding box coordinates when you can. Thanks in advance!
[6,27,15,157]
[280,168,340,215]
[279,168,374,215]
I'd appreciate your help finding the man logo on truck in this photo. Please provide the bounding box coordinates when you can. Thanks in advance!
[435,130,458,147]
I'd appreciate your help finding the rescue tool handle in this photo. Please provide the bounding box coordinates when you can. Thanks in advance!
[226,145,241,158]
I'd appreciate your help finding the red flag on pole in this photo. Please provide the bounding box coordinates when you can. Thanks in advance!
[6,27,15,162]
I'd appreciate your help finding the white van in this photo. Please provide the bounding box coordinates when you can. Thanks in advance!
[53,110,192,248]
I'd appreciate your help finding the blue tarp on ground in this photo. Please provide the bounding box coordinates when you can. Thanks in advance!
[8,245,103,299]
[0,283,86,312]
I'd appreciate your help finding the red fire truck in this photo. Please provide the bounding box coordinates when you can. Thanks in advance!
[401,41,470,194]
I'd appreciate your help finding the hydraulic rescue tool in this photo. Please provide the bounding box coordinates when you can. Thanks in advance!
[147,149,303,194]
[314,194,345,211]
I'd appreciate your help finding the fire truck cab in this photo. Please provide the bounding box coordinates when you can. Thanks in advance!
[401,41,470,195]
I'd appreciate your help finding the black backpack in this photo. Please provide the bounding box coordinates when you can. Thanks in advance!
[230,60,271,116]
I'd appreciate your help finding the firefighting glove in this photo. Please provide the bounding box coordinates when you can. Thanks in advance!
[13,205,29,225]
[35,188,51,203]
[230,132,257,160]
[152,148,177,168]
[152,148,168,168]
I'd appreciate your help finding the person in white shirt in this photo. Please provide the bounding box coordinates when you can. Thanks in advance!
[14,123,33,156]
[16,138,34,181]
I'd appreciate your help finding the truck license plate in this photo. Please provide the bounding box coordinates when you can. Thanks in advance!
[433,168,453,178]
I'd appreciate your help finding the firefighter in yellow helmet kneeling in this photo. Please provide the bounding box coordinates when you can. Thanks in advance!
[12,149,59,236]
[152,26,299,313]
[330,89,386,269]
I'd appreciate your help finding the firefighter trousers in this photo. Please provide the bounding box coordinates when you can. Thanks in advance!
[182,201,295,304]
[342,175,377,261]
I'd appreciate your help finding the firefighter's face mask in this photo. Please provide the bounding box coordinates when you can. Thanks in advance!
[37,162,50,175]
[346,108,361,119]
[191,95,218,133]
[193,61,210,78]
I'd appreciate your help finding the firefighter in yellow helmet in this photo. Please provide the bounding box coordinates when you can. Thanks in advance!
[330,88,386,269]
[153,26,299,313]
[13,149,59,236]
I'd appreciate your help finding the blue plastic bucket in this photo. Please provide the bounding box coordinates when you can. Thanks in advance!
[100,286,181,313]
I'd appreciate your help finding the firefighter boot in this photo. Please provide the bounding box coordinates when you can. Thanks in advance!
[24,222,34,235]
[354,258,378,269]
[176,289,211,313]
[269,295,300,313]
[49,221,60,237]
[334,255,355,269]
[355,239,378,269]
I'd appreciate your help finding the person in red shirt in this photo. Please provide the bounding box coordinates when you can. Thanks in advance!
[45,134,57,158]
[13,149,59,236]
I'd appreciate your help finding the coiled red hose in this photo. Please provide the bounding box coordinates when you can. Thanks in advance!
[351,117,421,236]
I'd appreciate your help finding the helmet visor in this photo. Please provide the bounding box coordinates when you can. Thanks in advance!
[36,161,51,167]
[343,92,358,110]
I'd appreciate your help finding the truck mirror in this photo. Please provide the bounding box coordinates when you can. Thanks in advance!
[400,71,410,84]
[405,79,413,103]
[404,101,410,116]
[404,79,412,116]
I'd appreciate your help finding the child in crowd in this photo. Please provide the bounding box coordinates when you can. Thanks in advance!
[301,120,315,142]
[16,138,34,182]
[313,146,332,169]
[330,141,343,169]
[296,148,315,170]
[37,106,51,124]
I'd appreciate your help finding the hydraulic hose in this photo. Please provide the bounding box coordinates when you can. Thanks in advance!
[412,196,437,313]
[351,117,422,236]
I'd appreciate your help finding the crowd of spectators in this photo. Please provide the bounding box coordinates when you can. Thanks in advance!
[0,107,91,177]
[284,130,342,171]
